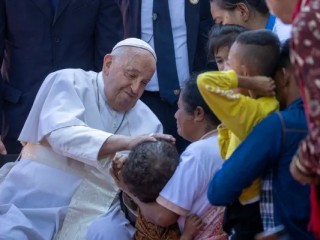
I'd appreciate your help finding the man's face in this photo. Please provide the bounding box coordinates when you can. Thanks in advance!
[102,50,156,112]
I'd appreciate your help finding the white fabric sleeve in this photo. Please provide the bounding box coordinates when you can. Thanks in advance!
[46,126,113,167]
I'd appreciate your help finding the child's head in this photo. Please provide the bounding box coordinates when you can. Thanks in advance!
[274,39,296,109]
[121,140,179,203]
[208,24,247,71]
[228,29,281,77]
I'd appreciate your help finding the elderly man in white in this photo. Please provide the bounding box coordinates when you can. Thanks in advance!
[0,38,170,240]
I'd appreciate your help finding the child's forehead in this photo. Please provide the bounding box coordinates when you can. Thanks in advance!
[215,45,231,56]
[229,41,246,53]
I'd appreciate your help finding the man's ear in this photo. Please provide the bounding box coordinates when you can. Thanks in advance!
[102,54,113,76]
[194,106,205,122]
[236,2,250,22]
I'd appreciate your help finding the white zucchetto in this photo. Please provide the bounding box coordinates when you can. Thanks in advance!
[112,38,157,61]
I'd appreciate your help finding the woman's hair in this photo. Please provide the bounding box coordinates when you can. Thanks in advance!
[208,24,247,59]
[277,39,291,70]
[122,140,179,203]
[210,0,269,15]
[181,74,220,127]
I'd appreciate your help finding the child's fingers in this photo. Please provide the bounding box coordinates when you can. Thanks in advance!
[193,218,203,226]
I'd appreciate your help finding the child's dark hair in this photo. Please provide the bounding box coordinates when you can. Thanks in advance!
[182,74,221,127]
[210,0,269,15]
[277,39,291,70]
[235,29,281,77]
[122,140,179,203]
[208,24,247,59]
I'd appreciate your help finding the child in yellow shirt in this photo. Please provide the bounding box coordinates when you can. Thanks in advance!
[198,28,280,239]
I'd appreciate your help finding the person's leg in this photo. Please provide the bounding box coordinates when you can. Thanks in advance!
[87,201,135,240]
[0,204,45,240]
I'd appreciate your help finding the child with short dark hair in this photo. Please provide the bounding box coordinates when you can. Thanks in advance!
[208,24,247,71]
[120,140,181,240]
[118,140,205,240]
[122,140,179,204]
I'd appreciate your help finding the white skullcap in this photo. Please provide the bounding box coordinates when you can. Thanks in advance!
[112,38,157,61]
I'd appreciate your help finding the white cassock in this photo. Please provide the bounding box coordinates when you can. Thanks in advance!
[0,69,162,240]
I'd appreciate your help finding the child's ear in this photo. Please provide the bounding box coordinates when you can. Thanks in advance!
[240,65,249,76]
[236,3,250,22]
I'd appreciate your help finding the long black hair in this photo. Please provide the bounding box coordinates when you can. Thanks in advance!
[181,74,220,127]
[210,0,269,15]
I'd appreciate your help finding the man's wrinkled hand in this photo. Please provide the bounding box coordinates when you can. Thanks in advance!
[127,133,175,150]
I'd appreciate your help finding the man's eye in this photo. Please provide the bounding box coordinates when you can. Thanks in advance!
[127,73,136,79]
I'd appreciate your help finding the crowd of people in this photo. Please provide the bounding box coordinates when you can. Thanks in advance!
[0,0,320,239]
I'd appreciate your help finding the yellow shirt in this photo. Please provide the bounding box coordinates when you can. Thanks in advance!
[197,70,279,204]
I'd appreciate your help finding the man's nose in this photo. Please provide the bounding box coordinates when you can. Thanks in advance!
[131,80,141,94]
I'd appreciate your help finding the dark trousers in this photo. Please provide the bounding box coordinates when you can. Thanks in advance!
[140,91,190,154]
[223,200,263,240]
[0,154,20,167]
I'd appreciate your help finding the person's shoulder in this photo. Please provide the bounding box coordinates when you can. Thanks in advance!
[47,68,92,81]
[181,135,223,174]
[256,111,282,127]
[277,104,307,130]
[50,69,95,85]
[257,96,279,114]
[39,69,96,96]
[183,134,221,161]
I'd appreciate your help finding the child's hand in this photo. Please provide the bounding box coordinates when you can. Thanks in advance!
[110,154,129,192]
[180,215,204,240]
[111,153,127,180]
[250,76,276,96]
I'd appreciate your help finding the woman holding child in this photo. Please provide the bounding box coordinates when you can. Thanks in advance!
[88,75,227,240]
[130,75,227,239]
